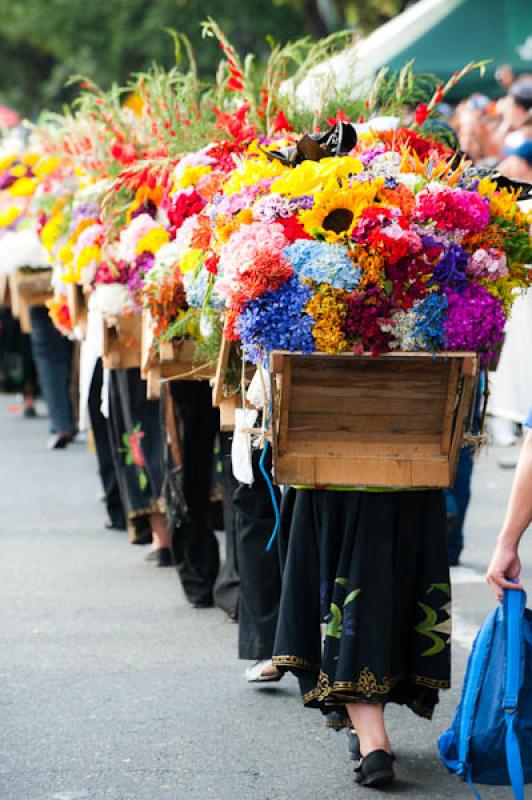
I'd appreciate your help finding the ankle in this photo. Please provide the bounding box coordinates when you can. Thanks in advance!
[359,735,392,757]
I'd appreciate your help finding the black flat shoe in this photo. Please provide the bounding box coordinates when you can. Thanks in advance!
[47,433,71,450]
[23,407,37,418]
[145,547,173,567]
[354,750,395,788]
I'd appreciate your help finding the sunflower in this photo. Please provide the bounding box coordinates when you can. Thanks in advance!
[298,181,382,243]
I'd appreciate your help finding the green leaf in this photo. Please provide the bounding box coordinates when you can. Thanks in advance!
[121,433,130,447]
[138,471,148,491]
[326,603,343,639]
[343,589,361,607]
[335,577,348,588]
[125,454,133,466]
[427,583,451,597]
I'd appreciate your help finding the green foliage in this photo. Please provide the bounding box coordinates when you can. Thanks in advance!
[0,0,309,115]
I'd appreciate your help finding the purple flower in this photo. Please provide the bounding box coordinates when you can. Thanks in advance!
[130,200,158,221]
[444,284,505,363]
[428,241,469,290]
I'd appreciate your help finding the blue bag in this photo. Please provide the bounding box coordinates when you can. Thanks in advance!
[439,589,532,799]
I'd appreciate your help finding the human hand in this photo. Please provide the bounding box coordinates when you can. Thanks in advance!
[485,540,523,601]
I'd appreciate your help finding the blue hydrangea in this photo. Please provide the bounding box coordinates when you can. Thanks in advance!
[183,269,223,309]
[411,293,448,350]
[283,240,360,291]
[237,276,316,365]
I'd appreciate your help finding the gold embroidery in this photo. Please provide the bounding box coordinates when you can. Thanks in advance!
[411,674,450,690]
[273,654,321,672]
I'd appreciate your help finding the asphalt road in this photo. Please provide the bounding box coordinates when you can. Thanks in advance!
[1,394,531,800]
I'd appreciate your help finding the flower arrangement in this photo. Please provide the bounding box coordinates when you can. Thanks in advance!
[187,127,532,366]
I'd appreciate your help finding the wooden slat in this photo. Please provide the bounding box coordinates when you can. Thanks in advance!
[288,411,442,435]
[277,355,292,456]
[212,335,232,407]
[284,437,442,459]
[440,359,459,455]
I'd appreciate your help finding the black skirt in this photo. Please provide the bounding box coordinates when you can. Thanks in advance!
[273,488,451,723]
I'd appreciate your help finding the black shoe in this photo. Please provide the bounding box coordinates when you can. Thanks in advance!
[346,729,361,761]
[104,517,127,531]
[23,407,37,418]
[145,547,173,567]
[47,433,72,450]
[354,750,395,788]
[188,598,214,609]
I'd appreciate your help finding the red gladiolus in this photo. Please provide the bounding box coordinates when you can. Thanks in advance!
[227,77,245,92]
[414,103,429,125]
[272,110,292,133]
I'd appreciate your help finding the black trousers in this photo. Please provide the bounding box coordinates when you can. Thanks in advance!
[234,448,282,660]
[170,381,221,605]
[107,368,164,542]
[88,359,126,530]
[213,431,239,617]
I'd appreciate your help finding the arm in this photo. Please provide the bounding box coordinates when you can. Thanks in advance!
[486,429,532,599]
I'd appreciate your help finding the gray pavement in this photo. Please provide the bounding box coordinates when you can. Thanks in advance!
[1,393,531,800]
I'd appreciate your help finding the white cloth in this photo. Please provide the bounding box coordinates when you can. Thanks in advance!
[231,408,258,485]
[488,288,532,424]
[78,296,104,431]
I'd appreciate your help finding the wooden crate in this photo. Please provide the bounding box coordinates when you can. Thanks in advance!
[66,283,87,336]
[102,313,142,370]
[270,351,478,489]
[9,268,53,333]
[141,310,216,398]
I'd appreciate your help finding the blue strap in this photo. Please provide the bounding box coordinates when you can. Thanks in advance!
[457,616,495,773]
[505,711,525,800]
[503,588,526,800]
[259,438,281,552]
[466,771,483,800]
[503,588,525,710]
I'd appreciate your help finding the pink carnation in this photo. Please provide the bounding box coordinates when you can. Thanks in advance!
[73,222,103,255]
[466,248,508,281]
[117,214,158,263]
[215,221,287,303]
[414,185,490,233]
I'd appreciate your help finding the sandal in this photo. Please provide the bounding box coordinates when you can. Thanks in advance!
[244,660,283,684]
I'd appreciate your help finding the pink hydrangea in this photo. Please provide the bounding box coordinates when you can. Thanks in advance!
[414,185,490,233]
[117,214,159,263]
[216,221,287,303]
[466,248,508,281]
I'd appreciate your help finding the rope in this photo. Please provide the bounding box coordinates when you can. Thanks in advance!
[258,399,281,552]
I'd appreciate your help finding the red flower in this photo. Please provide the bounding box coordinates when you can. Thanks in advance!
[414,103,429,126]
[129,430,145,468]
[227,77,245,92]
[205,253,219,276]
[166,190,205,236]
[277,215,312,243]
[272,110,292,133]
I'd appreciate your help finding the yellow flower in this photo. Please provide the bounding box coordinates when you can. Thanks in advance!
[179,248,203,274]
[298,182,382,242]
[234,208,253,226]
[8,177,37,197]
[33,156,60,180]
[305,286,349,354]
[222,157,287,196]
[136,227,170,255]
[272,156,363,197]
[10,165,26,178]
[0,206,22,228]
[22,153,40,168]
[175,165,212,192]
[59,242,74,267]
[0,154,17,172]
[41,214,65,253]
